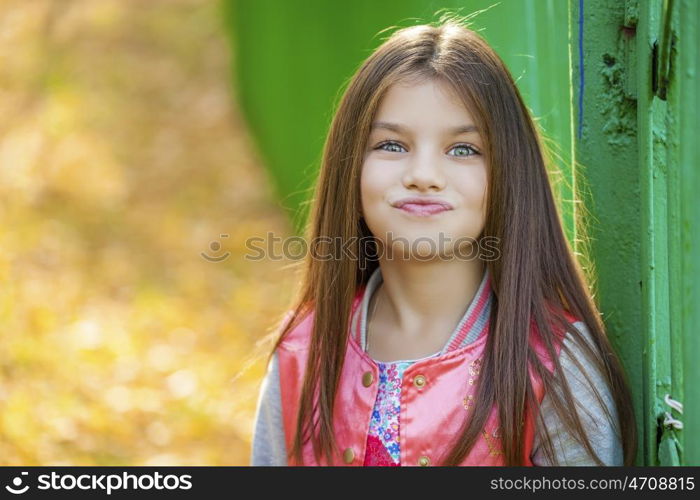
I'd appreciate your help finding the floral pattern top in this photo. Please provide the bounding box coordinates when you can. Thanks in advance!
[364,361,414,466]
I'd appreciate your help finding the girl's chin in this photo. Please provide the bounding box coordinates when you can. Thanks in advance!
[372,229,477,243]
[367,229,482,260]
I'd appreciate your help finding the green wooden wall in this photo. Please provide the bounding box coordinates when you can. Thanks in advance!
[679,0,699,466]
[571,0,697,465]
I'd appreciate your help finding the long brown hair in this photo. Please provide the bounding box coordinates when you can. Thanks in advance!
[267,15,637,466]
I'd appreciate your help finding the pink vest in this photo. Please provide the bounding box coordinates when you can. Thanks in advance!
[276,286,572,466]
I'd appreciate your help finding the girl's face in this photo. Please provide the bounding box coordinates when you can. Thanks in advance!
[360,78,488,260]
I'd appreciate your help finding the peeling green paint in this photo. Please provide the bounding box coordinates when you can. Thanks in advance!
[600,54,637,145]
[570,0,640,465]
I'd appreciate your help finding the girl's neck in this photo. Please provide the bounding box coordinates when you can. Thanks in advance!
[366,258,485,360]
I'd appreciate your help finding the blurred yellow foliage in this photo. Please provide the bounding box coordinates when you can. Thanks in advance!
[0,0,296,465]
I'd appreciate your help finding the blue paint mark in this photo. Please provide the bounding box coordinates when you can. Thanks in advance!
[578,0,584,139]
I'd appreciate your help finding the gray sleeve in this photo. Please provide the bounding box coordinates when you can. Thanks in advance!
[531,322,623,466]
[250,351,288,466]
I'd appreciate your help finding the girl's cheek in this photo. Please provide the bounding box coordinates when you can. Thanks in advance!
[362,162,393,191]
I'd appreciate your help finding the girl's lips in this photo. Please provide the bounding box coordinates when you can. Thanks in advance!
[397,203,451,216]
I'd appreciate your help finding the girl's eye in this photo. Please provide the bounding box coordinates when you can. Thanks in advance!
[375,141,480,157]
[448,144,480,157]
[375,141,406,153]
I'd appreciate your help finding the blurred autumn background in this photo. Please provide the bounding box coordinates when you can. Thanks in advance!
[0,0,296,465]
[0,0,574,465]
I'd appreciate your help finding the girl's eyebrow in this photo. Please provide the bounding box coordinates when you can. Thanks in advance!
[371,121,479,135]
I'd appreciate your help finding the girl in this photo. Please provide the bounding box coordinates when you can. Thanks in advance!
[250,17,637,466]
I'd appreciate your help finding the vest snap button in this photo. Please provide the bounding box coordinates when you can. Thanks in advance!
[418,455,431,466]
[343,447,355,464]
[413,374,426,388]
[362,371,374,387]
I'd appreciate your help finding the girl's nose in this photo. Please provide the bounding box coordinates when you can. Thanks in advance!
[401,150,446,191]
